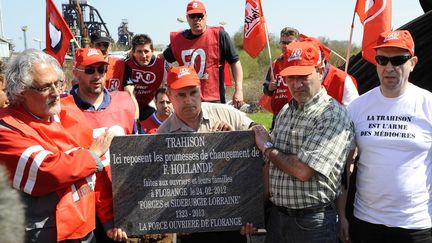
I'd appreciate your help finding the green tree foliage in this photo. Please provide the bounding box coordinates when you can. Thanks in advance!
[319,37,361,69]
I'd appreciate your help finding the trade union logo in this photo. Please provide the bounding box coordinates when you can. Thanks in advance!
[288,48,302,62]
[383,31,399,42]
[244,1,262,38]
[132,69,156,84]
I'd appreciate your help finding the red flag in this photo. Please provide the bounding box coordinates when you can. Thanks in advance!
[46,0,74,65]
[243,0,267,58]
[356,0,392,64]
[258,95,273,113]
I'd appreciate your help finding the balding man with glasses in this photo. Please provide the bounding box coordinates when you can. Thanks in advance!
[347,30,432,242]
[0,48,128,242]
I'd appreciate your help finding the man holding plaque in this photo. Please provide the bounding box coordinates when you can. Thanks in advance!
[157,65,255,243]
[253,41,355,243]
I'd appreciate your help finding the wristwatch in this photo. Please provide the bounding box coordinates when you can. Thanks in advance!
[263,141,274,158]
[263,141,274,152]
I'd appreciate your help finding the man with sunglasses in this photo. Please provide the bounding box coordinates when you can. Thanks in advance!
[347,30,432,242]
[163,0,244,109]
[0,49,126,242]
[261,27,299,130]
[90,32,126,93]
[69,47,136,242]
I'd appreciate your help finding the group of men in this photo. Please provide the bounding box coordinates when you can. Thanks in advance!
[262,27,359,129]
[88,0,245,126]
[254,28,431,243]
[0,0,430,243]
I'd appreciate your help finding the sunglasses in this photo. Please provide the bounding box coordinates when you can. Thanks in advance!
[375,55,412,66]
[75,65,108,75]
[188,13,204,19]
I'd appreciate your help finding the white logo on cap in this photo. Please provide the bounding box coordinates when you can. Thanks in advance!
[317,51,322,66]
[288,48,302,62]
[177,68,191,78]
[87,48,100,56]
[192,2,198,8]
[383,32,399,42]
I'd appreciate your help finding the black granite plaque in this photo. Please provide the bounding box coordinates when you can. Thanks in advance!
[110,131,265,236]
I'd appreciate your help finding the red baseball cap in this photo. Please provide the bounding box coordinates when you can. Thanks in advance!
[167,66,200,90]
[74,48,108,68]
[373,30,414,56]
[299,34,331,61]
[186,1,206,14]
[280,41,322,76]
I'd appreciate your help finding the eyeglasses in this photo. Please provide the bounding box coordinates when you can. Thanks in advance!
[75,65,108,75]
[375,55,412,66]
[188,13,204,19]
[29,80,64,94]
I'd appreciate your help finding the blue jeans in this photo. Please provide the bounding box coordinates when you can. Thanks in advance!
[265,204,338,243]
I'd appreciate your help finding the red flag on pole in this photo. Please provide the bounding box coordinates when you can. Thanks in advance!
[46,0,74,65]
[356,0,392,64]
[243,0,267,58]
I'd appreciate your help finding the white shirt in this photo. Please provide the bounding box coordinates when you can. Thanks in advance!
[347,84,432,229]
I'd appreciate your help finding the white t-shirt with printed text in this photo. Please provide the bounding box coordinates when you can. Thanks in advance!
[347,84,432,229]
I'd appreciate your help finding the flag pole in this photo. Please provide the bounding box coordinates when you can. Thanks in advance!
[263,19,274,79]
[330,49,346,62]
[259,0,274,80]
[344,3,357,72]
[71,38,81,48]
